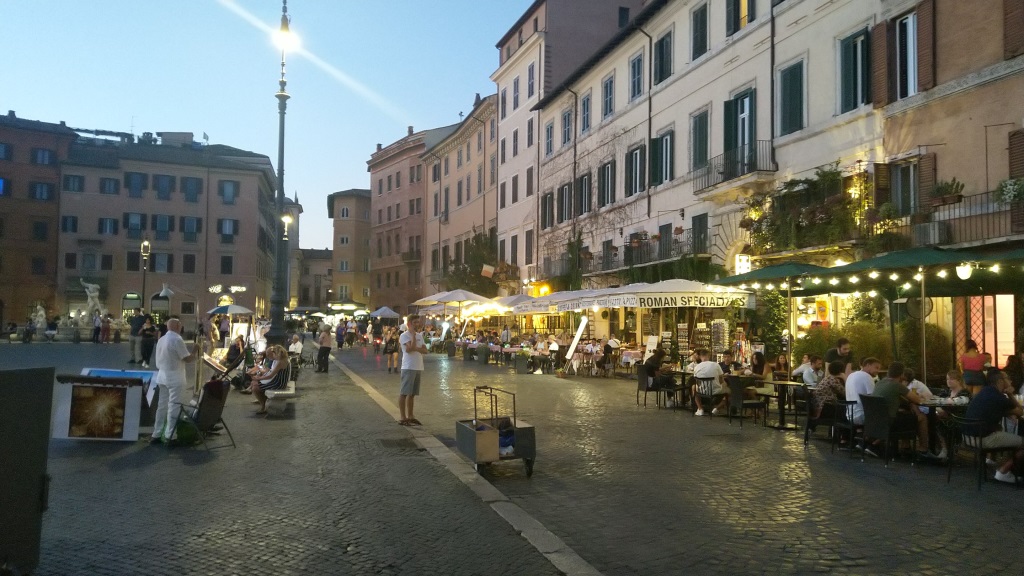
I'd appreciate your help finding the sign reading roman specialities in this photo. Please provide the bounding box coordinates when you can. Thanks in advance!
[632,293,751,309]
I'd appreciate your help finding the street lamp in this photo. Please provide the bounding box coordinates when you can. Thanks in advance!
[267,0,297,345]
[140,237,151,311]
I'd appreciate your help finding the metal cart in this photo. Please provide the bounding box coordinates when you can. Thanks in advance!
[455,386,536,477]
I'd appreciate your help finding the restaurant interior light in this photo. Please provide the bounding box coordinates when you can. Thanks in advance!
[835,258,848,266]
[956,263,973,280]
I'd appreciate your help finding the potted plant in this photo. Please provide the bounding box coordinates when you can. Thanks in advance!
[930,178,965,207]
[651,233,661,241]
[674,226,684,235]
[515,349,532,374]
[555,368,567,378]
[997,178,1024,233]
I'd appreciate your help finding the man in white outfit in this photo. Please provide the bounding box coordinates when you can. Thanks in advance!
[150,318,198,444]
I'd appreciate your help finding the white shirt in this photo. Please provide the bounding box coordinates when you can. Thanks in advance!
[792,363,812,379]
[607,338,621,349]
[288,341,303,354]
[399,330,425,371]
[693,360,723,380]
[907,379,932,414]
[801,367,823,385]
[154,331,191,387]
[845,370,876,423]
[500,329,511,342]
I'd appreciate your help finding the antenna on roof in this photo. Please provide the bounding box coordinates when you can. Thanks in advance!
[459,111,464,121]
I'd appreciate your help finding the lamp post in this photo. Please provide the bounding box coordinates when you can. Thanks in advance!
[140,237,151,312]
[267,0,297,345]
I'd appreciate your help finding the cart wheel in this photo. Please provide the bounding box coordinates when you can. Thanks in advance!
[524,458,534,477]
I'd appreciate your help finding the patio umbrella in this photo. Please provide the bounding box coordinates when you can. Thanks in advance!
[411,290,452,306]
[435,289,492,325]
[715,262,831,286]
[370,306,401,319]
[207,304,253,315]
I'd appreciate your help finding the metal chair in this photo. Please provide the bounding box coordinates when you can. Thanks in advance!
[692,377,725,416]
[636,368,663,408]
[949,414,1020,490]
[860,394,917,467]
[726,375,767,427]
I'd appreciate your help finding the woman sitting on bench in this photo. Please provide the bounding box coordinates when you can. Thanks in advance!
[250,345,289,415]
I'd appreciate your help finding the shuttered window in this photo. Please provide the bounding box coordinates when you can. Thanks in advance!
[650,131,674,186]
[779,62,804,136]
[653,32,672,84]
[840,29,871,113]
[691,111,709,170]
[692,4,709,60]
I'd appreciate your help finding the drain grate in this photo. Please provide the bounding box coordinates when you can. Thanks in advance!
[378,438,422,451]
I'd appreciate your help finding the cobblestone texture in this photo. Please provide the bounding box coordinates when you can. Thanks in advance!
[337,346,1021,576]
[1,341,560,576]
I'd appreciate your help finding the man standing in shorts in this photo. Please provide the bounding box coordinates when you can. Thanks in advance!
[398,314,428,426]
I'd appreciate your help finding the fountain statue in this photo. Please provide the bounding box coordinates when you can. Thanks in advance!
[80,279,107,317]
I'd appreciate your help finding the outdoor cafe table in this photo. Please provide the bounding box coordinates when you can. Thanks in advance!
[918,398,969,452]
[758,379,806,430]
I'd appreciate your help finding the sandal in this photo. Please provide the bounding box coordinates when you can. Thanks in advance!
[255,409,268,415]
[408,419,422,426]
[398,419,412,426]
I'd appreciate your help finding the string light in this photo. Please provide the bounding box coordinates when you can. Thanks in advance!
[812,277,822,285]
[991,264,1001,273]
[853,291,862,297]
[849,276,859,284]
[956,263,973,280]
[937,269,948,278]
[913,273,923,281]
[739,284,747,290]
[889,273,899,281]
[868,271,879,279]
[868,290,878,297]
[780,282,789,289]
[902,282,912,290]
[752,282,761,289]
[829,278,840,286]
[766,283,775,290]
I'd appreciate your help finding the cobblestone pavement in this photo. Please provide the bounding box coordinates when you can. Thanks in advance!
[337,346,1022,576]
[1,341,561,576]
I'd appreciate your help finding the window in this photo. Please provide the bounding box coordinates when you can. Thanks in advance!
[527,118,534,147]
[526,166,534,197]
[31,257,45,275]
[654,31,673,84]
[490,118,496,141]
[510,235,519,265]
[183,254,196,274]
[779,61,805,135]
[576,174,592,215]
[895,12,918,100]
[153,214,173,241]
[512,129,519,157]
[407,201,414,218]
[490,154,496,184]
[500,182,507,208]
[629,53,644,100]
[477,166,483,195]
[63,175,84,192]
[433,193,438,217]
[544,121,554,156]
[444,156,449,176]
[726,0,755,37]
[182,177,202,202]
[98,218,118,235]
[0,143,10,160]
[598,161,616,207]
[218,218,239,243]
[339,260,350,272]
[580,94,591,134]
[0,177,7,197]
[602,75,615,118]
[81,253,97,272]
[30,182,54,201]
[341,206,350,218]
[101,254,113,271]
[396,170,402,188]
[501,88,507,119]
[512,174,519,204]
[100,177,119,195]
[125,172,148,197]
[465,175,471,198]
[692,213,709,253]
[540,193,555,230]
[692,3,709,60]
[724,89,756,174]
[182,216,201,242]
[892,161,919,217]
[557,184,571,223]
[125,212,145,239]
[64,253,77,270]
[500,138,506,164]
[691,110,709,169]
[220,255,233,275]
[219,180,239,204]
[431,164,440,183]
[387,174,393,191]
[61,215,78,233]
[626,146,646,197]
[32,221,48,241]
[525,229,534,265]
[465,142,470,163]
[127,251,141,271]
[528,63,535,98]
[378,179,384,194]
[410,166,416,183]
[152,253,173,273]
[650,131,674,186]
[513,77,520,109]
[31,148,54,165]
[153,174,175,200]
[457,181,463,206]
[840,29,871,113]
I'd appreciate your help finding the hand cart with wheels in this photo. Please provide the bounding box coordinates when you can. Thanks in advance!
[455,385,536,477]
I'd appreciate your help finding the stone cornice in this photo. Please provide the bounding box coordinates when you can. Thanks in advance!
[885,57,1024,118]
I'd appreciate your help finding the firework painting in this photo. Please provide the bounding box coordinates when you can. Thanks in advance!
[68,385,127,438]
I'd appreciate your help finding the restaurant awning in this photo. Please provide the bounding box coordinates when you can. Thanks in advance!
[564,279,752,310]
[715,262,831,286]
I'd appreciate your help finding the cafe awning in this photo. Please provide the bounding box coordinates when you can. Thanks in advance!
[716,262,831,286]
[562,279,752,311]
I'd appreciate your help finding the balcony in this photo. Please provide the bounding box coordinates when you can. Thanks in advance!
[889,190,1017,248]
[401,250,422,263]
[692,140,776,196]
[429,269,447,285]
[577,230,713,276]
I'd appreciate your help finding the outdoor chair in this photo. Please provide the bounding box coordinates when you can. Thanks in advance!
[860,394,917,467]
[636,368,662,408]
[726,375,767,427]
[829,400,862,456]
[171,378,236,450]
[948,414,1020,490]
[692,377,725,416]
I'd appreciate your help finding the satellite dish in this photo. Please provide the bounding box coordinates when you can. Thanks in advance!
[906,297,933,319]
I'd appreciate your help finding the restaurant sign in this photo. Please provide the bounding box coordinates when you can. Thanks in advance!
[632,293,751,308]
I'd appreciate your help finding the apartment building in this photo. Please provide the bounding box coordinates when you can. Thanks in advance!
[327,188,372,305]
[283,194,303,311]
[493,0,646,293]
[296,248,333,310]
[56,132,280,325]
[422,94,498,290]
[368,124,457,312]
[0,111,78,328]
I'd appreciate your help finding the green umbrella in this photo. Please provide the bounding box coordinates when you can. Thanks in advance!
[716,262,830,286]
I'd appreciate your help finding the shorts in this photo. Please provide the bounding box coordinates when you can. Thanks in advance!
[400,369,422,396]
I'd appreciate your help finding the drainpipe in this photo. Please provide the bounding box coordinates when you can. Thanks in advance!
[769,1,778,167]
[638,25,653,219]
[424,150,442,286]
[567,87,580,289]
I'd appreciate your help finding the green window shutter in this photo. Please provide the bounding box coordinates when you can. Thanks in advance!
[840,36,857,113]
[693,113,708,169]
[665,131,675,180]
[724,98,738,153]
[748,89,757,143]
[726,0,737,36]
[861,30,872,105]
[747,0,755,23]
[610,161,617,203]
[625,151,634,196]
[639,145,647,192]
[650,137,663,186]
[873,163,891,207]
[693,4,708,58]
[781,63,803,135]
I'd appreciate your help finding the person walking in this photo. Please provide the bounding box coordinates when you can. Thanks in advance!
[398,314,428,426]
[316,327,332,373]
[91,311,101,343]
[139,316,159,368]
[383,326,400,373]
[150,318,198,445]
[127,308,145,364]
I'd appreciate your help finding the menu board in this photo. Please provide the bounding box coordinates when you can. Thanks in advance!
[677,323,689,355]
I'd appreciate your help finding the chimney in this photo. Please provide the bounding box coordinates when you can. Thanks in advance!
[377,143,382,151]
[408,126,414,136]
[618,7,630,28]
[474,93,482,106]
[7,110,15,119]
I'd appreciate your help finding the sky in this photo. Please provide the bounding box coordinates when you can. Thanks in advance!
[1,0,534,250]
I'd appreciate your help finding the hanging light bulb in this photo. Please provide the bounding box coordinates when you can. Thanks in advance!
[849,276,859,284]
[812,277,822,285]
[752,282,761,289]
[853,291,862,297]
[780,282,788,289]
[991,263,1001,273]
[829,278,840,286]
[868,290,878,297]
[937,269,948,279]
[739,284,747,290]
[766,283,775,290]
[889,273,899,281]
[956,263,973,280]
[902,282,912,290]
[913,273,923,281]
[868,271,879,279]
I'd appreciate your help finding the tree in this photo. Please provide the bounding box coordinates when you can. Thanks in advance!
[444,232,499,297]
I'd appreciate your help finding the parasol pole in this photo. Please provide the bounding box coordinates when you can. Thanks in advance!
[920,266,927,382]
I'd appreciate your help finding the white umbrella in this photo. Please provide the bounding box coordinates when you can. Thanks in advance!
[207,304,253,315]
[434,289,492,322]
[370,306,401,319]
[412,290,451,306]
